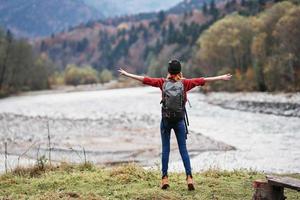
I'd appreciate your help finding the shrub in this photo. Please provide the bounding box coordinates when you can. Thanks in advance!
[99,69,113,84]
[64,64,99,86]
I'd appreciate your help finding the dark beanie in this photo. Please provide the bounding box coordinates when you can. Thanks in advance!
[168,59,181,75]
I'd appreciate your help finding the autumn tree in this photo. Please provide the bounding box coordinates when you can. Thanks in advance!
[273,6,300,90]
[251,33,267,91]
[198,15,253,73]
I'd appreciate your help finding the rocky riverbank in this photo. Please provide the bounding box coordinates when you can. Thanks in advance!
[202,92,300,117]
[0,109,233,171]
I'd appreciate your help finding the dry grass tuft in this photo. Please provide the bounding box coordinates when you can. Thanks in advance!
[12,164,57,178]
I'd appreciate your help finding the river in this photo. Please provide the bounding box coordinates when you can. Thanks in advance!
[0,87,299,173]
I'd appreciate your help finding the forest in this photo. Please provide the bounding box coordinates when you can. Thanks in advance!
[0,30,52,97]
[197,1,300,91]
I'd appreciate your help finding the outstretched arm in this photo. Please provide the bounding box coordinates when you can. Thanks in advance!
[118,68,144,82]
[204,74,232,82]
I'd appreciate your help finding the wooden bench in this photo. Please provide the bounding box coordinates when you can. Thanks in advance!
[253,175,300,200]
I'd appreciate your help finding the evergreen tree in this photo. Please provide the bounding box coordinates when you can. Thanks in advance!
[76,38,89,52]
[209,0,219,19]
[241,0,246,7]
[167,21,175,44]
[202,2,208,14]
[157,11,166,24]
[154,39,162,54]
[143,29,149,40]
[0,30,14,89]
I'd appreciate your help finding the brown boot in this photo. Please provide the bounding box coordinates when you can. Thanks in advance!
[187,175,195,191]
[161,176,169,190]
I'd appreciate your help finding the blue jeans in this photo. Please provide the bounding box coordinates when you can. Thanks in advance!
[160,118,192,178]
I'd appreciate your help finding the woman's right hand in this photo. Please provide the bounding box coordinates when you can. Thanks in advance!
[220,73,232,81]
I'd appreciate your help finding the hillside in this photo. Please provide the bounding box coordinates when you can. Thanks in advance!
[34,0,257,73]
[35,0,300,92]
[1,163,300,199]
[0,0,103,38]
[84,0,182,17]
[0,0,185,38]
[168,0,210,14]
[34,0,225,72]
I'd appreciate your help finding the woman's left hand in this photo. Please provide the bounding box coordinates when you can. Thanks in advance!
[118,68,129,76]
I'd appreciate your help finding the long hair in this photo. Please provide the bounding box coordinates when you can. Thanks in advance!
[166,72,184,81]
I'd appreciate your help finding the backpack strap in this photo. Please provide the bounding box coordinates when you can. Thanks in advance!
[181,80,189,139]
[184,107,189,139]
[160,79,168,106]
[184,107,189,126]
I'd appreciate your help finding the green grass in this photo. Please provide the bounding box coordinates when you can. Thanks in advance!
[0,163,299,200]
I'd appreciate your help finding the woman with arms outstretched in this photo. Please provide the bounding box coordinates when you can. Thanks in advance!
[118,60,232,190]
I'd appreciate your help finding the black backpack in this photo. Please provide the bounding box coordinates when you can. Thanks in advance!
[161,79,190,137]
[161,79,185,121]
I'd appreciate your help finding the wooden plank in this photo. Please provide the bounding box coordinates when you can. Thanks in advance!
[267,175,300,191]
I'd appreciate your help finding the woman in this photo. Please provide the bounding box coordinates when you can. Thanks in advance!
[118,60,232,190]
